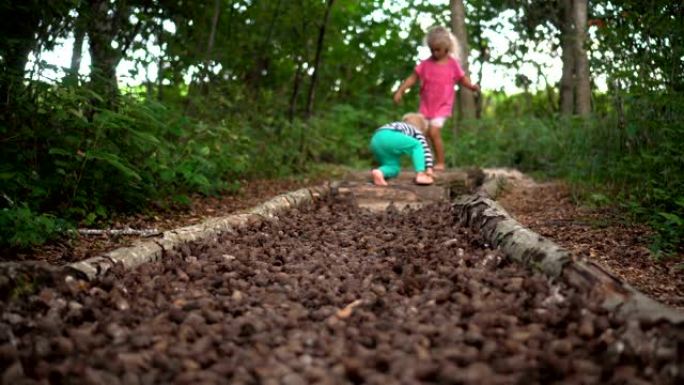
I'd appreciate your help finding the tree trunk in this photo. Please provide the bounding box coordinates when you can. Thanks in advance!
[289,14,310,122]
[0,38,34,113]
[573,0,591,116]
[245,0,283,91]
[0,7,40,115]
[157,30,165,102]
[289,60,303,122]
[611,79,625,132]
[200,0,221,95]
[450,0,476,120]
[86,0,127,105]
[69,13,86,75]
[559,0,575,115]
[206,0,221,61]
[475,47,489,119]
[305,0,335,118]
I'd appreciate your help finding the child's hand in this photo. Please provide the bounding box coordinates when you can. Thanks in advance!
[471,84,481,93]
[393,91,403,104]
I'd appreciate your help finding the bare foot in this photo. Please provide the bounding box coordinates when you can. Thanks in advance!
[415,172,434,185]
[371,169,388,186]
[434,164,446,171]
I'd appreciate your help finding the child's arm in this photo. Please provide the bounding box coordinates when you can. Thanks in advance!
[414,131,434,170]
[459,75,480,93]
[393,73,418,103]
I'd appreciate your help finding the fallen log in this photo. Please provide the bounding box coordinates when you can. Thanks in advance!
[66,183,333,280]
[452,193,684,324]
[74,228,162,237]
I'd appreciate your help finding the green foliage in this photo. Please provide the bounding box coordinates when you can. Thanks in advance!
[591,1,684,92]
[234,100,397,178]
[446,90,684,255]
[1,0,682,259]
[0,205,66,249]
[0,76,398,250]
[0,82,252,249]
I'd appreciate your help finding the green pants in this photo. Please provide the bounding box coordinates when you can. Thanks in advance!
[370,129,426,179]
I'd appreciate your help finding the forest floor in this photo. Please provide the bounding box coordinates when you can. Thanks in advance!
[2,192,682,384]
[5,170,683,309]
[496,175,683,309]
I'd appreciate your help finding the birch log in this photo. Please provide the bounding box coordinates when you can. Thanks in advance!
[67,183,332,280]
[452,194,684,324]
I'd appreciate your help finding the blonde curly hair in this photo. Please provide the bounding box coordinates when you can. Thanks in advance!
[426,26,461,60]
[402,112,428,134]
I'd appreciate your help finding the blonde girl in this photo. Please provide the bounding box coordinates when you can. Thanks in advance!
[393,26,480,171]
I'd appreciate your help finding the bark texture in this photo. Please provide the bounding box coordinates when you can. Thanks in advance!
[67,184,332,280]
[86,0,128,103]
[559,0,591,115]
[450,0,476,120]
[573,0,591,116]
[559,0,575,115]
[306,0,335,117]
[452,193,684,324]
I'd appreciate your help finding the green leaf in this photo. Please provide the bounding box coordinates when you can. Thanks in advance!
[675,197,684,208]
[173,194,191,206]
[86,151,142,181]
[191,174,210,188]
[49,148,77,157]
[658,212,683,226]
[589,193,609,205]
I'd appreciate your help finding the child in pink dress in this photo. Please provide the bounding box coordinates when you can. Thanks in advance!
[393,26,480,171]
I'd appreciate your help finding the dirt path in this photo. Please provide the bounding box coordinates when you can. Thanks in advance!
[495,173,683,309]
[5,171,681,307]
[2,195,682,384]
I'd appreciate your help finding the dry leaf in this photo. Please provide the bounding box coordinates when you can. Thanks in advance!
[336,299,362,319]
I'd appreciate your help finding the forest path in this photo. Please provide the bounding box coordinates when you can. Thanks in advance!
[494,172,683,309]
[335,169,478,212]
[338,168,682,310]
[3,168,681,309]
[1,182,682,384]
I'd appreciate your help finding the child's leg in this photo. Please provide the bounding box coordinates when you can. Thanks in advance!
[371,169,387,186]
[427,117,447,170]
[370,130,402,183]
[415,172,433,185]
[429,126,445,170]
[408,139,427,172]
[409,139,434,185]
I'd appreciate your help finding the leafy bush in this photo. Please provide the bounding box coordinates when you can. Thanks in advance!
[0,83,252,249]
[0,205,66,249]
[446,90,684,255]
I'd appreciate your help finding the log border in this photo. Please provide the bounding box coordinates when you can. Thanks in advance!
[66,183,334,280]
[452,174,684,324]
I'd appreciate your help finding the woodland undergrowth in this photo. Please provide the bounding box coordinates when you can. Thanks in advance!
[1,83,682,258]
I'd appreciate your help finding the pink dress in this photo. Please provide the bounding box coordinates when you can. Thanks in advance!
[415,56,465,119]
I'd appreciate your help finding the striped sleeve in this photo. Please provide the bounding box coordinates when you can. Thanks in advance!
[413,131,434,169]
